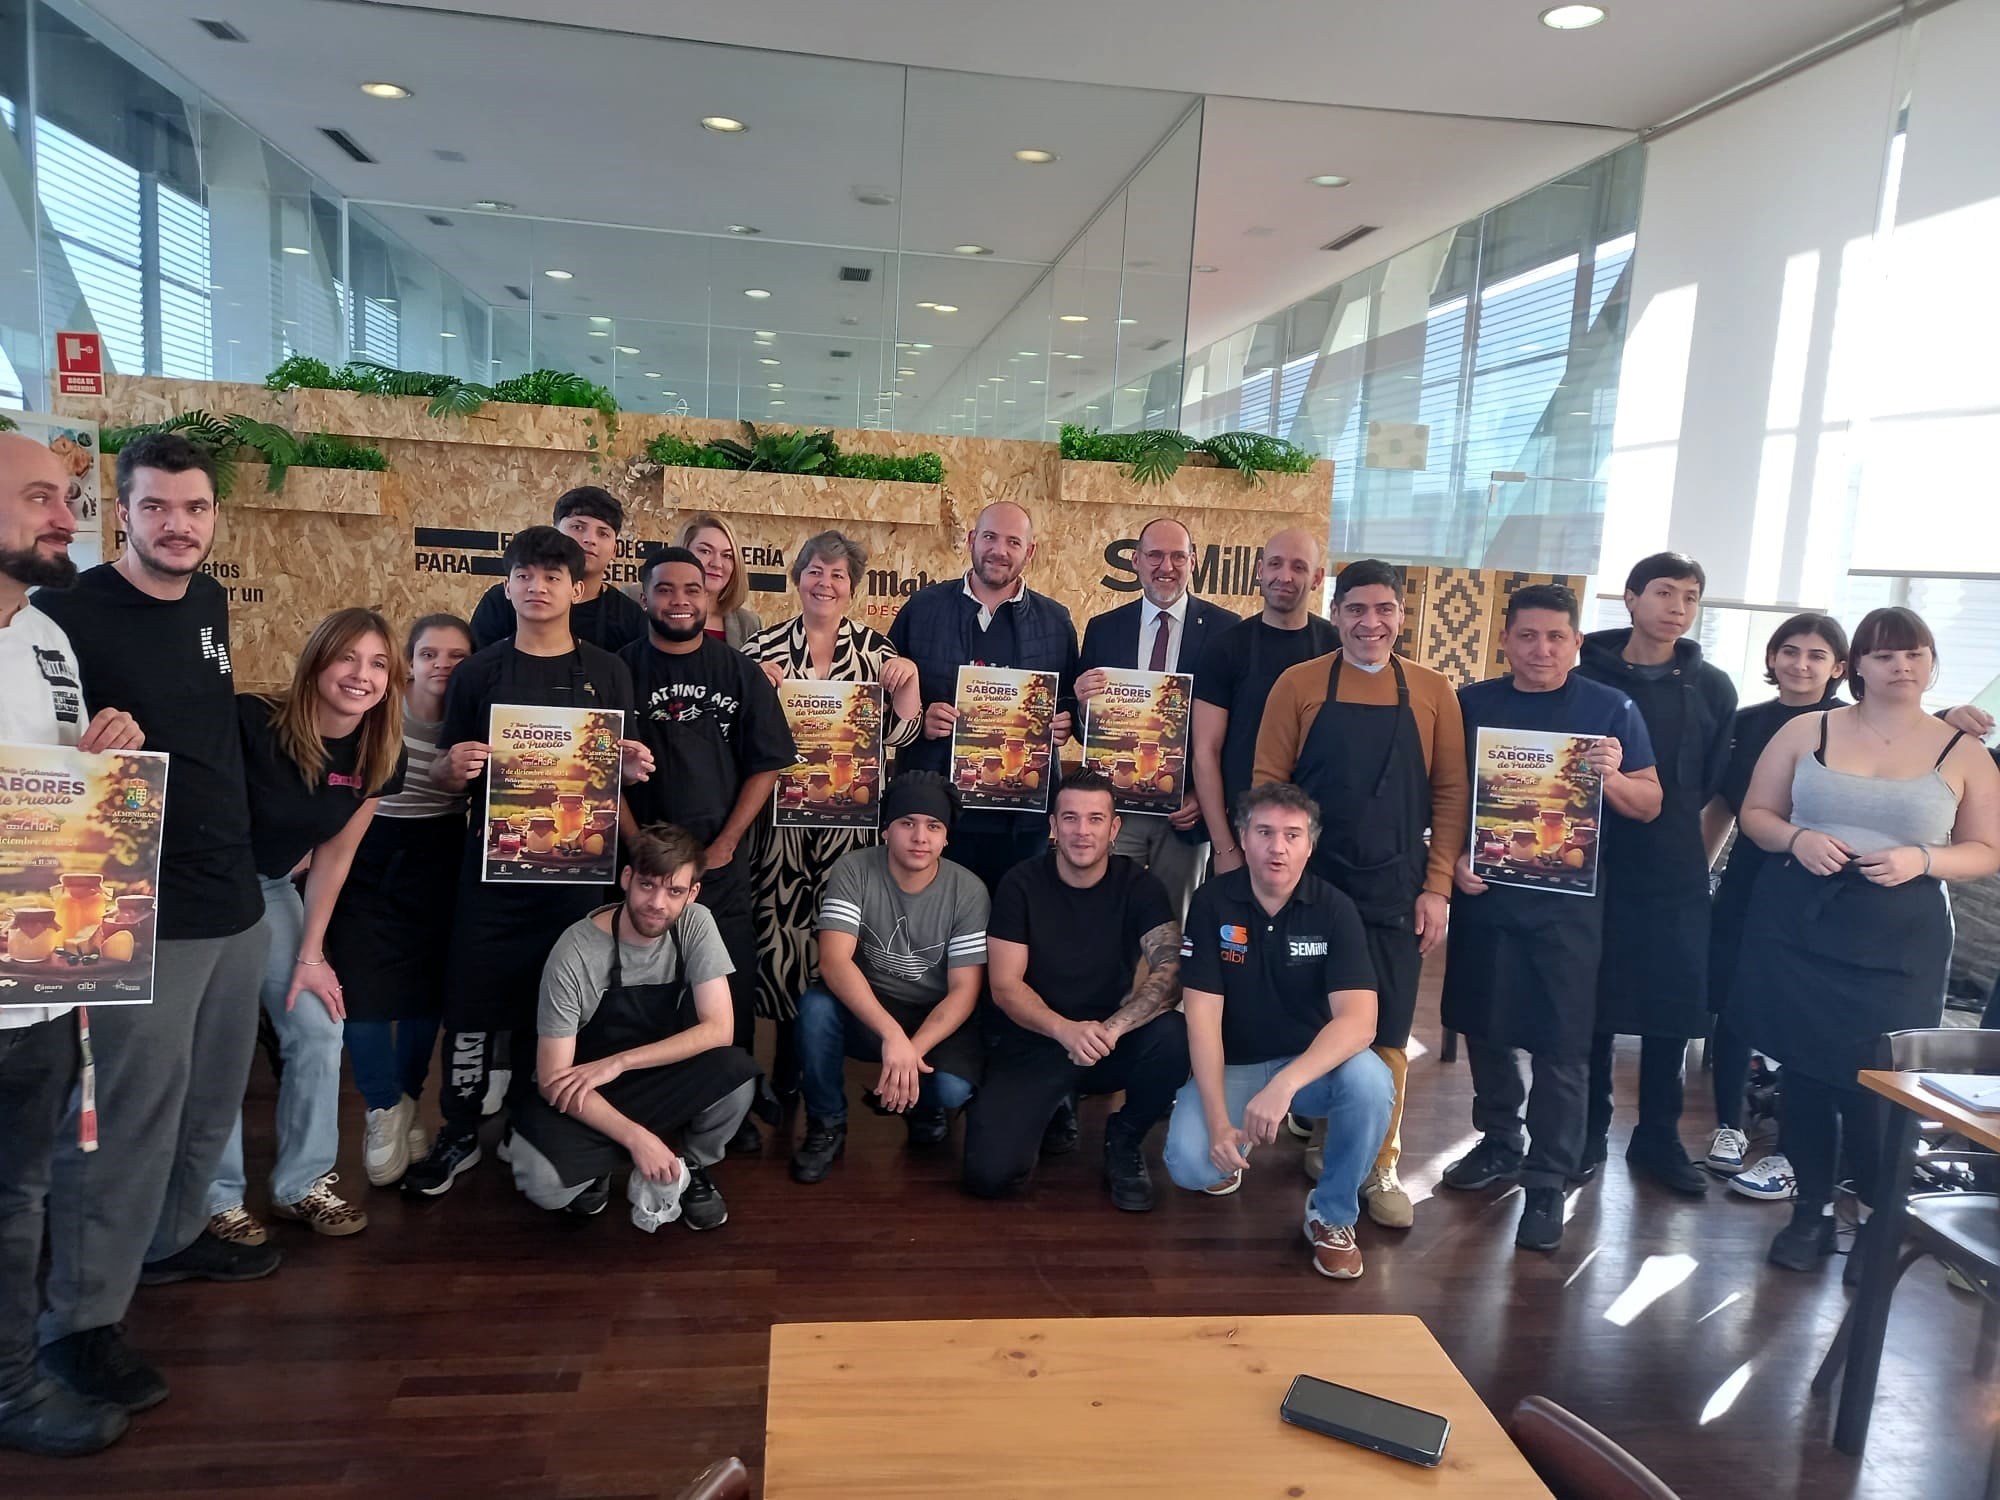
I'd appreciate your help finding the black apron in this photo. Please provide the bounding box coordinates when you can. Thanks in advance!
[1291,653,1428,1050]
[513,908,761,1185]
[444,647,614,1031]
[1594,667,1712,1039]
[324,812,465,1022]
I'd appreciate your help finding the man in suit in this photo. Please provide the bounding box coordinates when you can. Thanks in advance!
[1075,516,1238,918]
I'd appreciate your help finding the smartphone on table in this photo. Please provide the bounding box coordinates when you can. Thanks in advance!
[1279,1373,1450,1468]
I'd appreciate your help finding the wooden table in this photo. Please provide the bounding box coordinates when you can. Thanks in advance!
[765,1314,1553,1497]
[1835,1069,2000,1454]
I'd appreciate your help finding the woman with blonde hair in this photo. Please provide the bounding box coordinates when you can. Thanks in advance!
[679,512,763,648]
[205,608,409,1243]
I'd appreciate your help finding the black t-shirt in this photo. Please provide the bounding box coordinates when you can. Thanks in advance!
[238,695,408,878]
[438,638,638,811]
[469,581,648,655]
[34,567,260,939]
[1194,615,1339,813]
[1180,868,1376,1064]
[988,853,1175,1029]
[618,635,796,844]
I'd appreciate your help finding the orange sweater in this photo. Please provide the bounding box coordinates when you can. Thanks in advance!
[1252,652,1470,899]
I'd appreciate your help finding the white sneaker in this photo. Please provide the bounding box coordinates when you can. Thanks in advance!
[1729,1153,1797,1201]
[482,1067,511,1118]
[1707,1127,1750,1175]
[364,1096,417,1186]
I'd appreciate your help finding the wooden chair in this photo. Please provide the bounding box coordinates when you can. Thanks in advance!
[1507,1396,1682,1500]
[674,1456,749,1500]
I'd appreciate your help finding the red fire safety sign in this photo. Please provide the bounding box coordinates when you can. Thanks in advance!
[56,331,105,396]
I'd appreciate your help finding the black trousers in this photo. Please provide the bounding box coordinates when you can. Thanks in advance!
[1586,1033,1689,1147]
[1,1016,75,1401]
[438,1027,537,1138]
[1710,1016,1754,1131]
[1780,1070,1886,1208]
[1466,1038,1588,1190]
[697,859,759,1053]
[962,1010,1188,1199]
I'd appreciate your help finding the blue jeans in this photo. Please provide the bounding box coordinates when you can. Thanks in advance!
[1164,1050,1394,1229]
[344,1016,440,1112]
[796,985,974,1126]
[208,875,345,1211]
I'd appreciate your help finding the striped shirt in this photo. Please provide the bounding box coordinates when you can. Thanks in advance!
[375,713,466,820]
[816,845,989,1010]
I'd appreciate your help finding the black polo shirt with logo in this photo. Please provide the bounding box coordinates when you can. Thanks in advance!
[1179,868,1375,1065]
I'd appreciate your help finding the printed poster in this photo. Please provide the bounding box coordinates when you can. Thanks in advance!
[1470,727,1604,897]
[0,743,169,1006]
[3,413,102,570]
[950,665,1058,812]
[1081,669,1192,816]
[774,680,883,829]
[483,705,623,884]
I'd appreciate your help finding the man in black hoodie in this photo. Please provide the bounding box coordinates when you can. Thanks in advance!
[1575,552,1736,1194]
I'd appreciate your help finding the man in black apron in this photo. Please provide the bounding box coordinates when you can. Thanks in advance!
[1251,560,1469,1231]
[1438,584,1662,1253]
[620,546,796,1157]
[508,825,759,1229]
[1577,553,1736,1196]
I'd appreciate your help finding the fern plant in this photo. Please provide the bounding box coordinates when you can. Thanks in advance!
[1061,422,1313,486]
[100,411,386,497]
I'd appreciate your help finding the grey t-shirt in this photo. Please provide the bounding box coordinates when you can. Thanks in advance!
[538,902,733,1038]
[816,847,989,1011]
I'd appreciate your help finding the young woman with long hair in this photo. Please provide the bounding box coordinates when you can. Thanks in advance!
[205,608,408,1242]
[678,512,762,648]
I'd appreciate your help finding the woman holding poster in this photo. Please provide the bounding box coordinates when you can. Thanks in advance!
[207,609,409,1245]
[749,531,921,1099]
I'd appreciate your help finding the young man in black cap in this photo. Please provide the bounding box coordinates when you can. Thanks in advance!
[469,486,648,653]
[790,772,989,1183]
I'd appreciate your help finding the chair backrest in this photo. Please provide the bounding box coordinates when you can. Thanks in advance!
[675,1457,749,1500]
[1508,1397,1682,1500]
[1881,1027,2000,1074]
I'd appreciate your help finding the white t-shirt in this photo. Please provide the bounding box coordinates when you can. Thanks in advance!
[1,600,83,1028]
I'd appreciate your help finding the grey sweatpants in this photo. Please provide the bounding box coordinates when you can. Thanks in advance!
[39,926,270,1343]
[511,1079,755,1211]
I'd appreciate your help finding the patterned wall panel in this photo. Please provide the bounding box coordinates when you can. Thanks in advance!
[1415,567,1495,688]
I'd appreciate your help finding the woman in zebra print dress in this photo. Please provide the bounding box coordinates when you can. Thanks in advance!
[749,531,923,1094]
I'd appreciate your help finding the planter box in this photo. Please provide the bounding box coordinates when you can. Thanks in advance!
[645,466,947,528]
[1058,456,1332,516]
[96,456,389,516]
[280,388,608,452]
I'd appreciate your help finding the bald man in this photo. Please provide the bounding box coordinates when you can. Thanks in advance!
[0,433,142,1457]
[888,501,1080,893]
[1191,527,1336,873]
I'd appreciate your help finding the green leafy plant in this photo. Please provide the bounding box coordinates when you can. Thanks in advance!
[100,411,386,497]
[643,423,943,482]
[1061,423,1314,486]
[704,422,839,475]
[264,355,338,392]
[645,433,736,469]
[0,413,16,432]
[295,432,391,472]
[828,451,946,484]
[262,357,620,426]
[490,369,617,417]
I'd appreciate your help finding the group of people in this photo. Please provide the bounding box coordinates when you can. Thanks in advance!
[3,425,1995,1460]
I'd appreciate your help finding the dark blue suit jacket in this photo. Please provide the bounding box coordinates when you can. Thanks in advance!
[1079,593,1240,844]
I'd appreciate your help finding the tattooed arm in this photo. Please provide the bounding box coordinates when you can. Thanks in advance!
[1101,920,1183,1043]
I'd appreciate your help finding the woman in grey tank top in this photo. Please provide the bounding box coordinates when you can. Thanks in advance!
[1728,607,2000,1273]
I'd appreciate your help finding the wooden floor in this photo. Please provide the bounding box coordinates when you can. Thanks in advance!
[5,976,1992,1499]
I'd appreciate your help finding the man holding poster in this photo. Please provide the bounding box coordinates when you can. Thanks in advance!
[1437,584,1661,1253]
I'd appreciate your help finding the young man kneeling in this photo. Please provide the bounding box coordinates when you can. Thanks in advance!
[508,825,760,1229]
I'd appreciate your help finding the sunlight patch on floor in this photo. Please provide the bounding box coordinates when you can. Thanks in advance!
[1603,1253,1699,1328]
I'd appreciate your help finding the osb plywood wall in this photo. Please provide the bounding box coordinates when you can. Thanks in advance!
[55,377,1337,689]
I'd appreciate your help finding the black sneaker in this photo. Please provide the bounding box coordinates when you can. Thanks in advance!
[1515,1187,1564,1252]
[790,1119,847,1184]
[681,1164,728,1231]
[1769,1204,1837,1271]
[725,1117,763,1158]
[403,1129,481,1197]
[1440,1138,1523,1191]
[1040,1096,1080,1158]
[39,1327,169,1414]
[139,1230,282,1287]
[0,1376,129,1456]
[1627,1133,1709,1196]
[905,1105,949,1147]
[1102,1116,1156,1213]
[1570,1135,1609,1185]
[564,1175,612,1217]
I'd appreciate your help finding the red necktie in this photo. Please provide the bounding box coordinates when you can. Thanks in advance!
[1148,610,1171,672]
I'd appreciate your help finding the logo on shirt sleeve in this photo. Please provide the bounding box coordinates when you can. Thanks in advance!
[1220,923,1248,964]
[31,647,82,725]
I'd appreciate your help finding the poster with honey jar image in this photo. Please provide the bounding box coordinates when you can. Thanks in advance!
[0,743,169,1005]
[774,680,884,830]
[950,666,1059,812]
[1080,669,1192,816]
[482,705,625,885]
[1469,728,1604,897]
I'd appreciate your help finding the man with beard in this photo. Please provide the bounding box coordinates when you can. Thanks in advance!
[468,485,647,653]
[619,547,795,1156]
[31,434,271,1419]
[888,501,1080,894]
[0,434,144,1456]
[1074,517,1238,917]
[1192,528,1335,874]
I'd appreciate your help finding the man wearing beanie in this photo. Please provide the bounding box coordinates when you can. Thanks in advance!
[789,772,990,1183]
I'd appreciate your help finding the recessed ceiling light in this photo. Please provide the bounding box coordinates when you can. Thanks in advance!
[953,244,992,256]
[753,330,776,339]
[701,116,748,134]
[472,199,515,212]
[543,268,573,279]
[897,368,916,375]
[1058,314,1088,323]
[931,304,959,313]
[1014,148,1057,164]
[1194,265,1218,274]
[282,245,310,256]
[359,81,411,100]
[916,301,937,310]
[912,343,932,350]
[1063,353,1083,360]
[1003,399,1016,405]
[439,330,457,339]
[587,330,609,337]
[1539,4,1607,28]
[727,224,760,235]
[988,375,1006,383]
[1028,379,1045,386]
[589,316,612,325]
[766,382,784,390]
[644,371,663,378]
[1307,174,1351,188]
[1017,350,1040,357]
[768,399,785,406]
[615,345,639,354]
[1117,318,1137,326]
[743,288,771,299]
